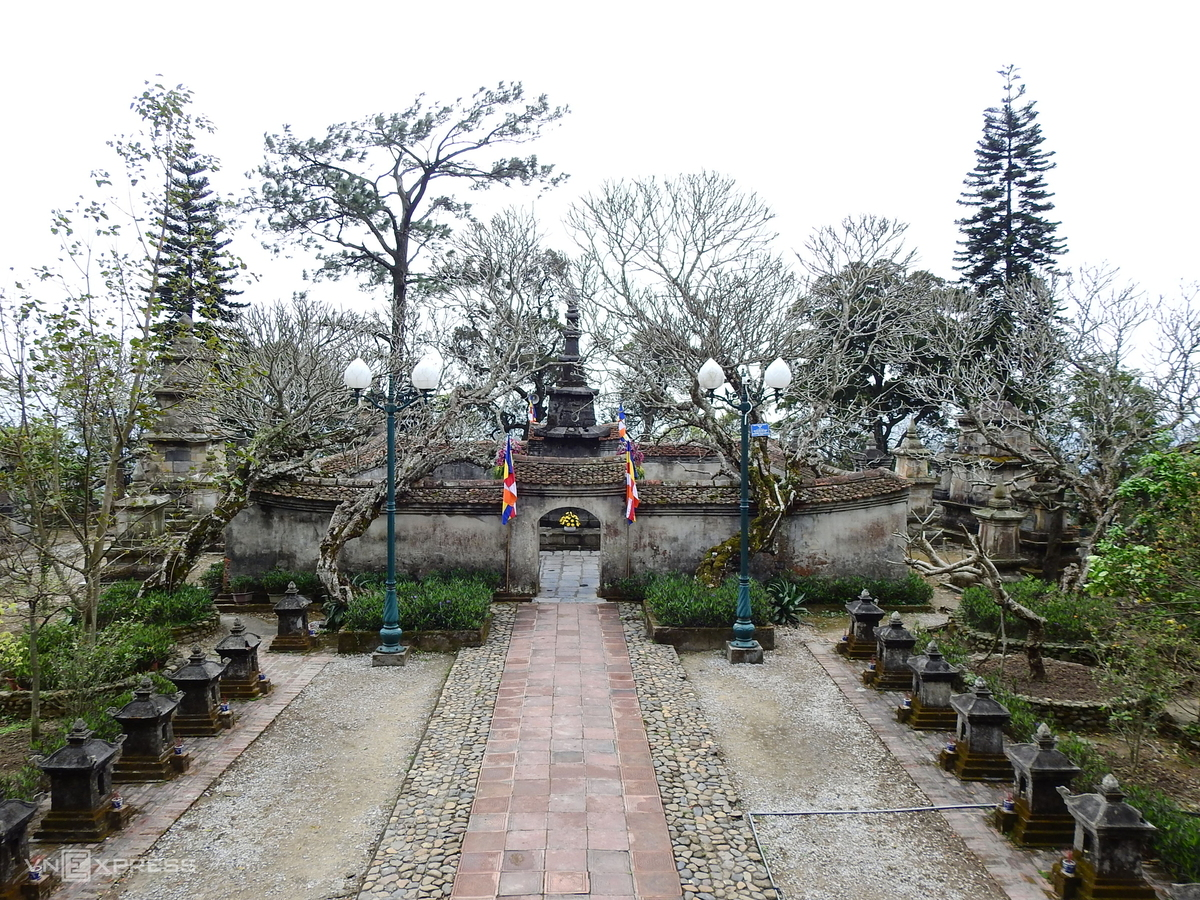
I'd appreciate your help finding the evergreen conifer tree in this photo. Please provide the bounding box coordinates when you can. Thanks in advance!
[154,144,243,345]
[955,66,1067,307]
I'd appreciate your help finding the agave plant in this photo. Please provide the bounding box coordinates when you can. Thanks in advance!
[765,576,808,626]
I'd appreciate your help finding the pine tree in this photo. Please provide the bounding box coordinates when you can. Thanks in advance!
[154,144,243,345]
[955,66,1067,305]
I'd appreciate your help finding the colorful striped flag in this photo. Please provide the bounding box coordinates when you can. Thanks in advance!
[501,435,518,523]
[619,405,639,523]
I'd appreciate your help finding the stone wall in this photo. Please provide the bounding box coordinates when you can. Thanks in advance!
[228,481,909,596]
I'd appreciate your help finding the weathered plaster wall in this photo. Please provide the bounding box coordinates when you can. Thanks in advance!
[228,484,909,593]
[780,494,909,578]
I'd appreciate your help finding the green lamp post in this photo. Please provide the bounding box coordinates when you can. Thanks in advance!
[343,353,441,666]
[696,356,792,664]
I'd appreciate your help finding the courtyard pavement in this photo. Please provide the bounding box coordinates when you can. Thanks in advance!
[40,552,1078,900]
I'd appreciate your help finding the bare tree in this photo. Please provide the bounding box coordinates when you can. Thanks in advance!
[570,194,936,580]
[140,295,380,591]
[315,210,576,603]
[912,269,1200,588]
[903,518,1049,679]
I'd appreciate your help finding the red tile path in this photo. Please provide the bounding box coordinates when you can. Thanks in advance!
[451,602,681,900]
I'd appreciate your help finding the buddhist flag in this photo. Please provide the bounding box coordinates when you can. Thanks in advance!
[501,435,518,523]
[527,396,538,425]
[619,405,639,523]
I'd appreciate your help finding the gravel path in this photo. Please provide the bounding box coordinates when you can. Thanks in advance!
[103,603,1021,900]
[113,651,453,900]
[679,625,1007,900]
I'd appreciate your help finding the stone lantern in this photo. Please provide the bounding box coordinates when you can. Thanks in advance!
[836,590,885,660]
[106,677,191,782]
[0,799,45,895]
[269,582,315,653]
[33,719,133,843]
[167,646,231,736]
[865,612,916,691]
[215,617,272,699]
[1053,774,1157,900]
[999,723,1081,846]
[941,678,1012,781]
[898,640,960,730]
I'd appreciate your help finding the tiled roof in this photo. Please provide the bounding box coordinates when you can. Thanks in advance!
[257,461,907,509]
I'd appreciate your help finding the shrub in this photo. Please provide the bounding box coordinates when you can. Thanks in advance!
[0,620,174,691]
[229,574,260,594]
[778,572,932,607]
[644,574,771,628]
[765,576,808,625]
[259,569,295,594]
[344,572,493,632]
[199,560,226,598]
[959,577,1112,643]
[96,582,214,628]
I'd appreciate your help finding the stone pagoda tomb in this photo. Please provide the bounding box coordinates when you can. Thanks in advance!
[107,677,191,782]
[1054,774,1157,900]
[999,723,1082,847]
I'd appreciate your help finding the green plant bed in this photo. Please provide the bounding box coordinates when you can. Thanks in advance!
[773,571,933,608]
[336,571,495,634]
[96,581,216,628]
[642,605,775,651]
[643,574,772,628]
[958,577,1111,643]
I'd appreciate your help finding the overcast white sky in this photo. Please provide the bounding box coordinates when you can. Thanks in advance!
[3,1,1197,310]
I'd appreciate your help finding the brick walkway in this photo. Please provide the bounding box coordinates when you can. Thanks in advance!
[46,651,332,900]
[804,637,1056,900]
[450,602,681,900]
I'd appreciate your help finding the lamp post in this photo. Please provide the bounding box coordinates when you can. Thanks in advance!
[343,353,441,666]
[696,356,792,664]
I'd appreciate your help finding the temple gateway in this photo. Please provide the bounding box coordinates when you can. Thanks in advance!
[225,300,910,595]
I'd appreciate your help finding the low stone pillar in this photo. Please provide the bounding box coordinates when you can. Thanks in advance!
[32,719,133,843]
[215,618,272,699]
[107,677,191,782]
[897,640,960,730]
[0,799,51,896]
[864,612,916,690]
[1053,774,1157,900]
[269,583,315,653]
[1000,723,1081,846]
[835,590,885,660]
[941,678,1013,781]
[167,647,231,736]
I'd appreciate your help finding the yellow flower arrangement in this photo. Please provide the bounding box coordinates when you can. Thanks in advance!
[559,511,581,528]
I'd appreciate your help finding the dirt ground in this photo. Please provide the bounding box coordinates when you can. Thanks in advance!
[972,655,1110,701]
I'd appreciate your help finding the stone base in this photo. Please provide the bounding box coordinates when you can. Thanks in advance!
[268,634,315,653]
[34,800,134,844]
[113,749,191,783]
[220,676,272,700]
[867,668,914,691]
[953,743,1013,781]
[726,641,764,665]
[372,647,409,667]
[14,869,61,900]
[1053,856,1157,900]
[1009,800,1076,847]
[835,634,875,660]
[174,710,232,737]
[903,697,958,731]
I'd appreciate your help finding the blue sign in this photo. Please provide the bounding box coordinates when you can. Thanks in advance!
[750,423,770,438]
